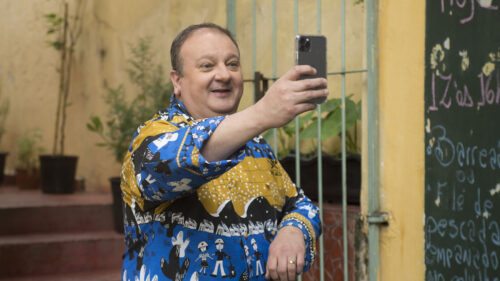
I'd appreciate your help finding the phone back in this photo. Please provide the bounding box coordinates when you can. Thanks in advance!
[295,34,327,103]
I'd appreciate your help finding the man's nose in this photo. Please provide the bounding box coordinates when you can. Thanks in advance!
[214,64,231,81]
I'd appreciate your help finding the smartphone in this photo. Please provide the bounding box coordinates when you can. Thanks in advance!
[295,34,327,104]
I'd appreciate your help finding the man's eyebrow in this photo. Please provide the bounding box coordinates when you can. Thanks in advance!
[196,53,240,62]
[196,55,216,61]
[226,54,240,60]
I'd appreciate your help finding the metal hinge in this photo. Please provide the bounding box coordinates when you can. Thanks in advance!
[366,211,390,225]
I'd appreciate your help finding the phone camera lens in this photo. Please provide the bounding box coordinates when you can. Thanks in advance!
[299,37,311,52]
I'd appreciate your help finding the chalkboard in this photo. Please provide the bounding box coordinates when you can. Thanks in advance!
[425,1,500,280]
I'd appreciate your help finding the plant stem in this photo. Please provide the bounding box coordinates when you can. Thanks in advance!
[60,40,73,156]
[52,2,68,155]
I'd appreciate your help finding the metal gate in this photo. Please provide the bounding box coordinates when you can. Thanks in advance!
[226,1,381,280]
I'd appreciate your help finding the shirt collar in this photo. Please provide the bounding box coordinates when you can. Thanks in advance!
[168,94,194,122]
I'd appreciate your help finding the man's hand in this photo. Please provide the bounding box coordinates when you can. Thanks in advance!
[265,226,306,281]
[253,65,329,131]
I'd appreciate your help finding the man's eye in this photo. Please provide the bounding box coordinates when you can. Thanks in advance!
[200,63,213,69]
[227,61,240,69]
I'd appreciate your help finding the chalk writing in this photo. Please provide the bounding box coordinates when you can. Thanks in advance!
[426,185,500,278]
[426,0,499,279]
[429,66,500,111]
[427,125,500,169]
[440,0,498,24]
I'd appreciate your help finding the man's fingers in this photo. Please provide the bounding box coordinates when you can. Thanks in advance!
[293,77,328,92]
[293,102,318,115]
[287,257,298,281]
[294,88,329,105]
[282,65,317,81]
[278,256,289,281]
[267,257,279,280]
[296,253,305,274]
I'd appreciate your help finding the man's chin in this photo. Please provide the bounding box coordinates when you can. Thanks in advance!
[211,105,238,116]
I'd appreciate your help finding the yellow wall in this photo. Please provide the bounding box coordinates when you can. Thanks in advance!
[0,0,227,192]
[376,0,426,279]
[0,0,365,192]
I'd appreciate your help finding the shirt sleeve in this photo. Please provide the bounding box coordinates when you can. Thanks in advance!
[129,116,246,203]
[278,187,322,272]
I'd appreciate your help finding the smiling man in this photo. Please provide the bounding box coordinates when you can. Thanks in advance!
[120,23,327,281]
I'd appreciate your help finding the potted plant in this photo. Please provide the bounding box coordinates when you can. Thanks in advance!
[87,37,173,232]
[16,130,45,189]
[265,95,362,204]
[40,1,84,194]
[0,89,9,185]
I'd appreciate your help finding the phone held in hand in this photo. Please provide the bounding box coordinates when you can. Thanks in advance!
[295,34,327,104]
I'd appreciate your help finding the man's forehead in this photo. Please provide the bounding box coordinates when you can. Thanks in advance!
[180,28,238,54]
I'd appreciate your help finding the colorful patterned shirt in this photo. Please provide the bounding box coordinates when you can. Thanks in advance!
[120,96,321,281]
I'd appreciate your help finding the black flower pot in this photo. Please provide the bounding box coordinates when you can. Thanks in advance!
[40,155,78,194]
[0,152,7,185]
[110,177,124,233]
[280,152,361,205]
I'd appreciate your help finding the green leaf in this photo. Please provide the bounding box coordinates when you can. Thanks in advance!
[87,116,104,133]
[321,98,342,112]
[86,123,96,132]
[44,13,57,19]
[297,111,316,131]
[321,108,342,139]
[299,118,319,139]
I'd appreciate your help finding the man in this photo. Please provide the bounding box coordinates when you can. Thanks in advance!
[121,23,327,281]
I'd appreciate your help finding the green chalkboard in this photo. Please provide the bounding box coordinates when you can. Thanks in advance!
[425,1,500,280]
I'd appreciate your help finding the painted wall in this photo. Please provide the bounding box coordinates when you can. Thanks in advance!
[0,0,365,192]
[0,0,227,192]
[372,0,426,279]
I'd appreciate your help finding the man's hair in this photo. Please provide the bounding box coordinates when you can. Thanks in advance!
[170,23,239,76]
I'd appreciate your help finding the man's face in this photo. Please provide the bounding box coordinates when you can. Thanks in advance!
[171,28,243,119]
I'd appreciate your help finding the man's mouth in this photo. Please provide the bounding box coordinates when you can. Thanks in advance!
[210,88,232,94]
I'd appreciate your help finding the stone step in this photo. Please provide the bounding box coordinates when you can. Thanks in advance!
[0,269,121,281]
[0,186,117,235]
[0,231,125,278]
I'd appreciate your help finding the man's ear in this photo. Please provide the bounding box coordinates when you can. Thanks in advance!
[170,70,182,97]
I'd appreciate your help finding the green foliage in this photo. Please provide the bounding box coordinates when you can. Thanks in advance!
[44,13,64,50]
[264,95,361,158]
[87,37,173,163]
[17,130,45,172]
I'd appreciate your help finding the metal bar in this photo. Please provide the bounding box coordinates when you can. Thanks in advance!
[294,3,302,281]
[252,0,256,91]
[367,212,389,224]
[272,0,278,153]
[328,69,368,75]
[340,0,349,280]
[247,68,367,82]
[226,0,236,37]
[294,0,301,191]
[316,1,325,281]
[367,0,381,280]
